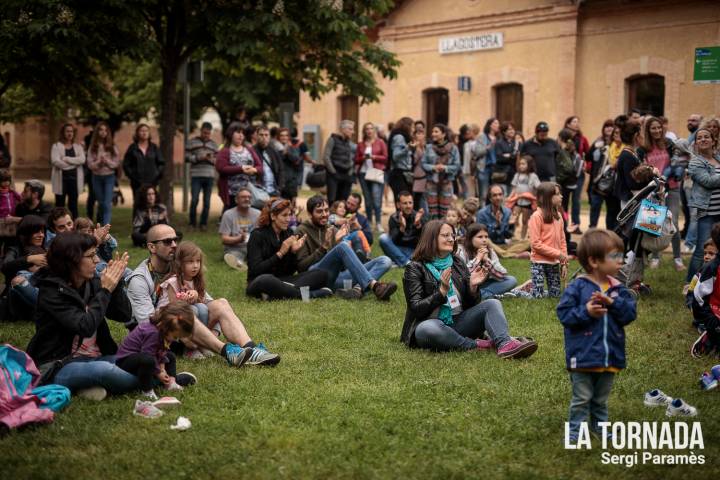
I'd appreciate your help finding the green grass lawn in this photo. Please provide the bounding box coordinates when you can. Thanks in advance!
[1,207,718,479]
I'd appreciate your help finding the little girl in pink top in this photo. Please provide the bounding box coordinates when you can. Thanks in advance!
[528,182,568,298]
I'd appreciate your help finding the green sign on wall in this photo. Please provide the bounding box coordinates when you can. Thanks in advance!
[694,47,720,84]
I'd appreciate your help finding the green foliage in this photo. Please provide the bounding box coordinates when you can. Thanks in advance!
[0,207,718,479]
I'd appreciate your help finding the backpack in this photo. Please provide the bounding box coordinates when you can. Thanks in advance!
[555,150,578,187]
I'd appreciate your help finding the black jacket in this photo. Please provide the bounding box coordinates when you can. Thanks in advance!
[493,137,518,184]
[1,245,33,292]
[25,271,131,368]
[388,211,425,249]
[246,225,299,283]
[401,256,481,347]
[123,142,165,188]
[613,148,647,201]
[253,144,286,196]
[15,201,53,220]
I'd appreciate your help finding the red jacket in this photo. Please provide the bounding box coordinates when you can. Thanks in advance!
[354,138,388,172]
[215,145,263,207]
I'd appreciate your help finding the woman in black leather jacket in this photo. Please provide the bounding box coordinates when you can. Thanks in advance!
[401,219,537,358]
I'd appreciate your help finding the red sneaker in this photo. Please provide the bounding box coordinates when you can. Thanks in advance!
[476,338,494,351]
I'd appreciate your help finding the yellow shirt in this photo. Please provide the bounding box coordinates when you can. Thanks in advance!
[607,142,627,168]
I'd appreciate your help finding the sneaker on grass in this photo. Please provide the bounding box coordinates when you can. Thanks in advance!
[133,400,164,419]
[335,286,363,300]
[77,386,107,401]
[496,338,538,359]
[372,281,397,301]
[666,398,697,417]
[643,389,673,407]
[224,343,251,367]
[246,343,281,366]
[224,253,247,271]
[310,287,333,299]
[699,371,718,391]
[176,372,197,387]
[142,389,159,400]
[184,349,206,360]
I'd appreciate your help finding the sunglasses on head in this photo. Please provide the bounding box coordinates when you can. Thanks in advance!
[151,236,179,246]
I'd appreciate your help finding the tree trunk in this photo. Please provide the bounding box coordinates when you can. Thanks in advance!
[159,63,179,217]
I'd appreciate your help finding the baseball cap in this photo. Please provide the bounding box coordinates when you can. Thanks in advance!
[535,122,549,132]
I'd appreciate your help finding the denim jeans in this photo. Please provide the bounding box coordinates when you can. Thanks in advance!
[335,256,392,290]
[190,176,214,227]
[687,213,720,280]
[92,173,116,225]
[53,355,139,394]
[475,170,490,207]
[10,270,38,307]
[358,172,384,225]
[567,371,615,439]
[413,299,511,351]
[571,174,584,225]
[686,210,698,250]
[379,233,415,266]
[479,275,517,299]
[310,242,374,289]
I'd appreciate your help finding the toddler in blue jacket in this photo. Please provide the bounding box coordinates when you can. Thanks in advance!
[556,229,637,443]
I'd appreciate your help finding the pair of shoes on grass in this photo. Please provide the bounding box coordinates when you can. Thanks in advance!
[475,336,538,359]
[223,343,281,367]
[335,281,398,301]
[644,389,697,417]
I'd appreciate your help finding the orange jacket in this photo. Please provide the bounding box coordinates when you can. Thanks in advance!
[529,209,567,263]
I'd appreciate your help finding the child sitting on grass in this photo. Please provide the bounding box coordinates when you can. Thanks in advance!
[528,182,568,298]
[461,223,518,298]
[74,217,132,280]
[115,302,197,401]
[329,200,371,261]
[685,237,718,311]
[690,224,720,356]
[557,228,637,444]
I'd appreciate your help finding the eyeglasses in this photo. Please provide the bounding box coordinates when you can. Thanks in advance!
[439,233,456,240]
[151,237,179,246]
[83,251,98,259]
[606,252,624,262]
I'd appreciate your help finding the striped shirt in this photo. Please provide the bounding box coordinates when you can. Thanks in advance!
[707,166,720,216]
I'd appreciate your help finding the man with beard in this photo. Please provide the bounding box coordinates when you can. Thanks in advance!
[15,180,52,220]
[520,122,560,182]
[687,114,703,144]
[127,224,279,366]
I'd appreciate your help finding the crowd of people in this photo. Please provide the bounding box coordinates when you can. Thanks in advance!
[1,108,719,429]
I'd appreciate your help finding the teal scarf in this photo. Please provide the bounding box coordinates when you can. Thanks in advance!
[424,255,456,326]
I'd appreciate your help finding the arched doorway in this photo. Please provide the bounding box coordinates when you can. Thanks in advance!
[494,83,523,131]
[424,88,449,127]
[626,74,665,116]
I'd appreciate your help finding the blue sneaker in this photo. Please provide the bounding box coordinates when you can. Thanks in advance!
[700,371,718,391]
[224,343,250,367]
[246,343,281,366]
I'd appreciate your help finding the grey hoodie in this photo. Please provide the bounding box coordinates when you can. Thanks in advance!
[126,258,158,325]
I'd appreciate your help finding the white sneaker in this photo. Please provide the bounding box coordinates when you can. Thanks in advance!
[674,258,686,271]
[649,258,660,269]
[682,244,694,255]
[166,381,183,392]
[376,222,385,234]
[625,251,636,266]
[184,349,206,360]
[142,389,159,400]
[644,389,673,407]
[77,386,107,401]
[666,398,698,417]
[224,253,246,272]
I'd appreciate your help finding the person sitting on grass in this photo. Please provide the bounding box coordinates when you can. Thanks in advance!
[529,182,568,298]
[691,224,720,351]
[295,195,396,301]
[460,223,518,299]
[116,302,197,402]
[345,192,375,244]
[475,184,530,258]
[73,217,131,280]
[246,198,331,300]
[127,224,263,367]
[43,206,74,248]
[26,232,135,401]
[220,188,260,272]
[557,228,637,444]
[379,191,426,267]
[1,215,47,320]
[329,199,371,262]
[686,237,718,312]
[15,179,53,220]
[131,184,170,247]
[401,219,538,358]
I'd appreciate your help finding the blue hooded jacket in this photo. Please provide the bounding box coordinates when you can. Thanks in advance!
[556,276,636,370]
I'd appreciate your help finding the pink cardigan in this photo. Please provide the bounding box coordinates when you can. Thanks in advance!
[529,209,567,263]
[354,138,388,172]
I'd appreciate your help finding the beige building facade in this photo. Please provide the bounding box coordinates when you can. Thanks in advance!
[299,0,720,146]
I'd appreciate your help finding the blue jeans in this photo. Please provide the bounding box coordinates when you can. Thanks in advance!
[310,242,374,289]
[10,270,38,306]
[567,371,615,439]
[190,176,213,227]
[335,256,392,290]
[53,355,139,394]
[687,214,720,281]
[295,164,305,191]
[92,173,115,225]
[571,174,584,225]
[475,170,490,206]
[358,172,384,225]
[480,275,517,298]
[413,299,512,351]
[379,233,415,266]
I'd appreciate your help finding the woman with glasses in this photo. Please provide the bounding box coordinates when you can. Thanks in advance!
[131,184,169,247]
[26,232,135,401]
[401,219,537,359]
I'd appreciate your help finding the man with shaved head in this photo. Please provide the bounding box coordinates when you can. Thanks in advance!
[126,224,279,367]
